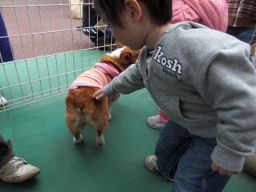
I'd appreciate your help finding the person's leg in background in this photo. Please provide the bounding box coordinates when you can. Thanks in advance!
[227,26,255,45]
[79,0,102,38]
[79,0,113,46]
[82,0,98,27]
[0,12,13,62]
[227,26,255,64]
[0,12,14,106]
[76,0,98,30]
[0,13,40,183]
[147,109,169,130]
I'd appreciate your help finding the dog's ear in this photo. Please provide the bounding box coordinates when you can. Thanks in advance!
[120,51,133,66]
[120,47,140,67]
[100,54,123,72]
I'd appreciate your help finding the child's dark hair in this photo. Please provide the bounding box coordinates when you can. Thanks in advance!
[94,0,172,27]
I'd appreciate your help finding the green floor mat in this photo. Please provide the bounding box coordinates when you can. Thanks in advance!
[0,89,256,192]
[0,90,172,192]
[1,50,256,191]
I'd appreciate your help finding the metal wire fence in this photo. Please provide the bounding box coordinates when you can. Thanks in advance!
[0,0,115,112]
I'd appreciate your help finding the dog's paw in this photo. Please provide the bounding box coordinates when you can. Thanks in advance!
[96,135,105,146]
[109,113,112,120]
[73,134,83,144]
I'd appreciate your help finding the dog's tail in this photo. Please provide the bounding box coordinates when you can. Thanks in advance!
[76,102,85,113]
[65,92,87,113]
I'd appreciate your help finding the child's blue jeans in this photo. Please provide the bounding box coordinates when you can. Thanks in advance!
[155,120,230,192]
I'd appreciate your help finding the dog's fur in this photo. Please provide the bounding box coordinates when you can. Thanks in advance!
[65,46,140,146]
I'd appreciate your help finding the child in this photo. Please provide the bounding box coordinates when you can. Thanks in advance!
[93,0,256,191]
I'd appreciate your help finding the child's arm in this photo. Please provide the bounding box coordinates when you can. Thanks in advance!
[94,63,144,99]
[103,63,144,97]
[197,43,256,173]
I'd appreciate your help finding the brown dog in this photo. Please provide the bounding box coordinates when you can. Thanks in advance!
[65,46,140,146]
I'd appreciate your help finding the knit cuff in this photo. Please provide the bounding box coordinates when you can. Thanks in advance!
[211,145,245,172]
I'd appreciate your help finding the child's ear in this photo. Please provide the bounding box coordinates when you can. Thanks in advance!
[125,0,142,21]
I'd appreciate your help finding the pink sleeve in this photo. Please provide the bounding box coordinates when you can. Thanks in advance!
[171,0,200,24]
[184,0,228,32]
[171,0,228,32]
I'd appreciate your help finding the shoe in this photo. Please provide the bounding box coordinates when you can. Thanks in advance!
[0,156,40,183]
[145,155,159,172]
[89,26,113,42]
[86,27,115,50]
[76,25,84,31]
[82,27,104,39]
[147,115,166,130]
[145,155,175,182]
[0,96,7,107]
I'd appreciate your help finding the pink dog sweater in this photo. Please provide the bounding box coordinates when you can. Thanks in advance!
[69,62,120,100]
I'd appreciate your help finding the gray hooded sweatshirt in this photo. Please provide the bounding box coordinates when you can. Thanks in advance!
[104,22,256,172]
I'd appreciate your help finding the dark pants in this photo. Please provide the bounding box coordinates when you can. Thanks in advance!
[82,0,98,27]
[227,26,255,45]
[0,135,14,167]
[155,120,230,192]
[0,12,14,62]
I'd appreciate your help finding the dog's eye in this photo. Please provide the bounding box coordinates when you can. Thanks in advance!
[125,55,130,61]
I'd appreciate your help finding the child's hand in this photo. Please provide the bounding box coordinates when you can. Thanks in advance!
[93,89,106,100]
[211,162,239,176]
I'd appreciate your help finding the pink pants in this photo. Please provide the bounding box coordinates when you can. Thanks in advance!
[158,108,170,124]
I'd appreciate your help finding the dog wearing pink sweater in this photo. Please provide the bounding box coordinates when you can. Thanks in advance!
[65,46,140,146]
